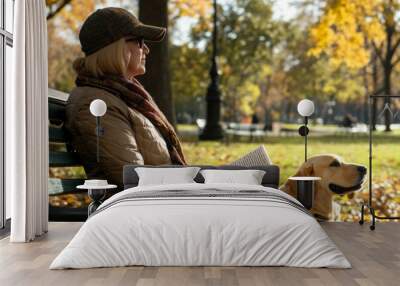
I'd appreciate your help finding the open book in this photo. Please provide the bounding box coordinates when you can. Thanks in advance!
[228,145,272,167]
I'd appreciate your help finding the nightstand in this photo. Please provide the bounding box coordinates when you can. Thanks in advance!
[77,180,117,216]
[288,176,321,210]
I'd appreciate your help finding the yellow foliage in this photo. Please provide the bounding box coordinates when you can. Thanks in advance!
[46,0,61,5]
[59,0,97,34]
[47,0,114,34]
[169,0,213,32]
[170,0,212,18]
[259,65,272,77]
[308,0,386,69]
[237,82,261,116]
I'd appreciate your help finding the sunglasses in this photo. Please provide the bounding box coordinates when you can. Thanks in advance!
[126,37,145,49]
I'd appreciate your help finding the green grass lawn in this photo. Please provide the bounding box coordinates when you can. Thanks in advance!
[52,127,400,222]
[181,133,400,222]
[182,134,400,182]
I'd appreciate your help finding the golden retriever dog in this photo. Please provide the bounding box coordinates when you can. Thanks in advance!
[280,155,366,220]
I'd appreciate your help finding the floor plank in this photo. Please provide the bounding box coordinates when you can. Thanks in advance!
[0,222,398,286]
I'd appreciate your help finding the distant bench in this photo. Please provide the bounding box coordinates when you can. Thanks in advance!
[48,89,87,222]
[195,119,267,143]
[224,123,267,143]
[334,124,368,137]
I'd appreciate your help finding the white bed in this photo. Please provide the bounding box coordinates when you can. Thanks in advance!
[50,183,351,269]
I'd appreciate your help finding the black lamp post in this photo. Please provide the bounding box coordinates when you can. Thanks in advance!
[297,99,315,162]
[200,0,223,140]
[89,99,107,163]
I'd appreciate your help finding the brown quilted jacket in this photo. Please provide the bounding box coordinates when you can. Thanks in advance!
[65,86,172,189]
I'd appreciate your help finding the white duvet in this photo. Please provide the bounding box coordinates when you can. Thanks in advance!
[50,183,351,269]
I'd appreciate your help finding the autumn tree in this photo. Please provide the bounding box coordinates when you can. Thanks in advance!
[182,0,281,121]
[138,0,212,126]
[46,0,100,92]
[47,21,81,91]
[309,0,400,131]
[170,43,210,122]
[46,0,72,20]
[172,0,365,123]
[137,0,175,125]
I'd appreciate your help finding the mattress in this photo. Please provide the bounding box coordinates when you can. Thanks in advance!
[50,183,351,269]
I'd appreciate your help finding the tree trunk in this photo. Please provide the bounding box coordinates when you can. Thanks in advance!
[382,17,396,132]
[46,0,72,20]
[138,0,176,127]
[383,62,392,132]
[362,66,369,124]
[286,101,292,122]
[372,55,378,131]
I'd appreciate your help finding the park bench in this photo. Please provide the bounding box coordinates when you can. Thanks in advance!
[48,89,87,222]
[195,119,267,143]
[278,127,299,136]
[334,123,368,137]
[224,122,267,143]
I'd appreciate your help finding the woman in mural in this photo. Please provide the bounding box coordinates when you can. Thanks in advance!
[65,7,186,189]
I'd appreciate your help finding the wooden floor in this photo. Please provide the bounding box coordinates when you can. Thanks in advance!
[0,222,399,286]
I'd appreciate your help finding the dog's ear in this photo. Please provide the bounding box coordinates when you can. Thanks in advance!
[285,179,297,197]
[293,162,314,177]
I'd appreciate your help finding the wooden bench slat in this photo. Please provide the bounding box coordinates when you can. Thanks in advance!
[50,151,82,167]
[49,178,86,195]
[49,126,67,142]
[48,92,88,222]
[49,98,66,122]
[49,205,87,222]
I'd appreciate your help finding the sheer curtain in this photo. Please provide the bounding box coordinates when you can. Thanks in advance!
[6,0,48,242]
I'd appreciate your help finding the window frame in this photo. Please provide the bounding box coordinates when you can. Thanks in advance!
[1,0,14,230]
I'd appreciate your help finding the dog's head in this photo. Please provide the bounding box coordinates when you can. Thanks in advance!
[292,154,367,195]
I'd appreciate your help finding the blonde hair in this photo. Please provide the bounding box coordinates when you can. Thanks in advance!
[73,38,129,78]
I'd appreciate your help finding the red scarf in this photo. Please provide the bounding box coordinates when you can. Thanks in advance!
[76,74,187,165]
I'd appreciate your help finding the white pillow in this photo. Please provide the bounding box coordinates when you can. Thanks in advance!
[135,167,201,186]
[200,169,266,185]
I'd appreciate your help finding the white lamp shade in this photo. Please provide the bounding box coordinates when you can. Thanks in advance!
[90,99,107,117]
[297,99,315,117]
